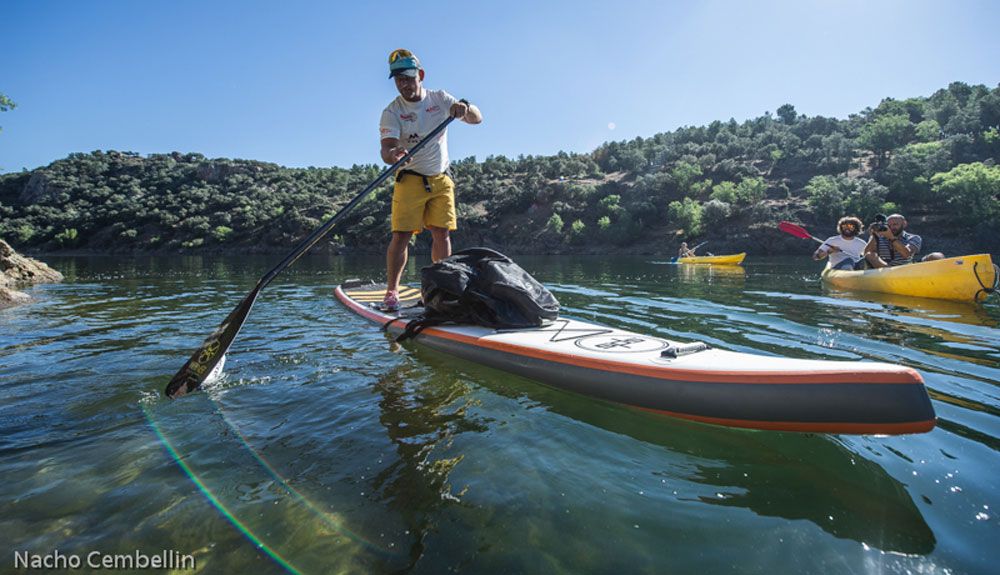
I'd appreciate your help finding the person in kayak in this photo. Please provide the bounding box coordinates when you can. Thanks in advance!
[863,213,943,268]
[813,216,867,270]
[678,242,695,258]
[379,49,482,311]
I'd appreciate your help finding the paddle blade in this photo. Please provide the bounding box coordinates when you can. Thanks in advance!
[165,289,259,398]
[778,221,814,240]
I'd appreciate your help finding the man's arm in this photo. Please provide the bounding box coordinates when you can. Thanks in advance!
[863,233,878,255]
[899,234,921,258]
[876,229,915,259]
[381,137,406,164]
[890,237,914,259]
[813,242,837,260]
[449,101,482,124]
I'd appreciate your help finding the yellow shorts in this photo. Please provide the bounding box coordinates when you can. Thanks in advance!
[390,173,457,233]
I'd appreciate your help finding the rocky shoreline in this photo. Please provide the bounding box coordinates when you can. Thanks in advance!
[0,239,63,309]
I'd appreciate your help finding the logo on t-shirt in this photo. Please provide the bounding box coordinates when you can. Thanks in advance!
[425,105,440,113]
[406,133,420,144]
[400,113,417,122]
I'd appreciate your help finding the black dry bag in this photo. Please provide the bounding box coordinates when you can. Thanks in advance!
[396,247,559,341]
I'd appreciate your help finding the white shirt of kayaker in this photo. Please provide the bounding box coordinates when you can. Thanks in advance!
[379,89,458,176]
[820,235,867,268]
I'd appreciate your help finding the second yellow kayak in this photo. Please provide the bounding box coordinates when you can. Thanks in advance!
[822,254,997,302]
[677,252,746,265]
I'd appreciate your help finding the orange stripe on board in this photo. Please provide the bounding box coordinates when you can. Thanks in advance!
[334,288,924,386]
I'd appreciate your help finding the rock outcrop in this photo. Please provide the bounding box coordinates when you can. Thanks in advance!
[0,239,63,308]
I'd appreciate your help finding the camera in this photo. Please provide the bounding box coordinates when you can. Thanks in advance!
[870,213,888,232]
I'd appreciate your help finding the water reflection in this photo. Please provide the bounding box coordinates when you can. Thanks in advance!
[369,352,489,568]
[404,345,936,555]
[826,290,999,328]
[676,262,746,285]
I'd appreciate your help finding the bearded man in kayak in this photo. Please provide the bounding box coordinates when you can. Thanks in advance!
[814,216,867,270]
[379,49,482,311]
[863,214,943,268]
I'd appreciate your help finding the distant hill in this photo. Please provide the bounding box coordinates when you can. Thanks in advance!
[2,81,998,256]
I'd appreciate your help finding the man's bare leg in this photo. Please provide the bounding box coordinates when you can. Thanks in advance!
[428,226,452,263]
[386,231,413,293]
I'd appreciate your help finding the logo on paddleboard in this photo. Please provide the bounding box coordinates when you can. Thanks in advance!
[574,334,668,353]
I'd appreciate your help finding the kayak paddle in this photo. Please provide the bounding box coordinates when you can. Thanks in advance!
[164,116,456,398]
[677,240,708,259]
[689,240,708,254]
[778,221,823,243]
[779,221,863,261]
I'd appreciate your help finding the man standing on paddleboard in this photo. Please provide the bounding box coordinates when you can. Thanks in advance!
[379,49,482,311]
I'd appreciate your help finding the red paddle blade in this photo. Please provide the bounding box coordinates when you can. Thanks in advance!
[778,221,813,240]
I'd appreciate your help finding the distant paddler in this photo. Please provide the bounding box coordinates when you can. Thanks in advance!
[677,241,708,260]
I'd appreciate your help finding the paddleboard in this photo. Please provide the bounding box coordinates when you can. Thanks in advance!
[335,281,935,434]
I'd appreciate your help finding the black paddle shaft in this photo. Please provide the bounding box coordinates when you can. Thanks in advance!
[165,116,456,398]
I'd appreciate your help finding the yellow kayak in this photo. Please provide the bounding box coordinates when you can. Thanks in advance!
[676,252,746,265]
[822,254,998,302]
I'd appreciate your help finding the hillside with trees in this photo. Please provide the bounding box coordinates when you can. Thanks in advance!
[1,82,998,256]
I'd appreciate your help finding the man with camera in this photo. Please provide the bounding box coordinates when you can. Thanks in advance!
[863,213,942,268]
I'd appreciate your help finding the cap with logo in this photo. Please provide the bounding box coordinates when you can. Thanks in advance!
[388,48,421,79]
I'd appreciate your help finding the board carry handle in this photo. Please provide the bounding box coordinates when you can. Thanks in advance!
[661,342,711,358]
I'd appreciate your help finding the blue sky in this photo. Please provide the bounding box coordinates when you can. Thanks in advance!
[1,0,998,173]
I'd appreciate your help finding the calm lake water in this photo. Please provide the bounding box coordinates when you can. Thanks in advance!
[2,254,998,574]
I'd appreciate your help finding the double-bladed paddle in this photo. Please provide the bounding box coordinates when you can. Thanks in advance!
[687,240,708,255]
[778,221,823,243]
[779,220,863,260]
[165,116,456,398]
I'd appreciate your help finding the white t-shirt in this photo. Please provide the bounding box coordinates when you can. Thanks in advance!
[819,235,867,267]
[379,89,458,176]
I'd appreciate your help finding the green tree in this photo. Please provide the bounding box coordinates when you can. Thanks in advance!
[54,228,79,247]
[931,162,1000,223]
[569,219,586,244]
[690,178,712,199]
[545,213,564,234]
[597,215,611,232]
[859,114,914,168]
[842,178,890,221]
[804,175,845,223]
[702,199,732,226]
[667,198,703,235]
[212,225,234,242]
[670,161,703,194]
[914,119,942,142]
[0,93,14,137]
[805,175,890,224]
[710,181,737,203]
[883,141,950,203]
[776,104,797,125]
[735,177,767,204]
